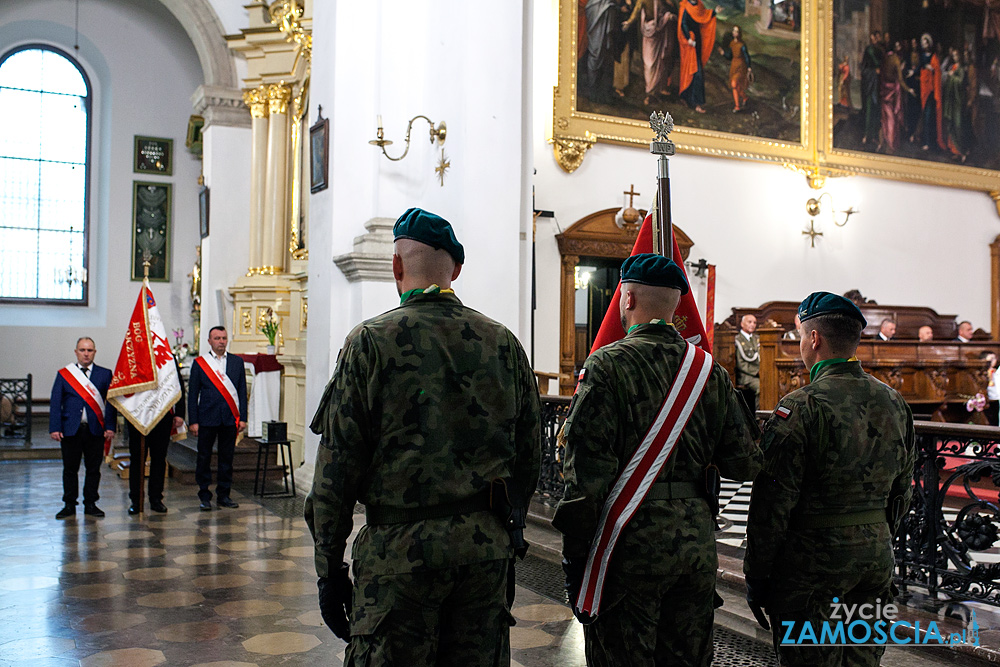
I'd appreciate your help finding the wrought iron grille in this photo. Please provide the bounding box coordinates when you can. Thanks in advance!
[0,374,32,441]
[896,421,1000,607]
[536,395,571,505]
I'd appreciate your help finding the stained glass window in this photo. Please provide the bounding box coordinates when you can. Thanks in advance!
[0,46,90,303]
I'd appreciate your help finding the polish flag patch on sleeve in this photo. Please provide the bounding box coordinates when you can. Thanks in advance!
[775,405,792,419]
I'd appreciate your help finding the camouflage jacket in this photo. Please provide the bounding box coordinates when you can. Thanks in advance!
[743,361,915,593]
[552,323,762,577]
[734,332,760,381]
[304,291,541,579]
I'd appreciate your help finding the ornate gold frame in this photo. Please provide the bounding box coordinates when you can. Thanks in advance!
[552,0,817,172]
[553,1,1000,213]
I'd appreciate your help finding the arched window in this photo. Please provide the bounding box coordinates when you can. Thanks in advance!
[0,45,91,304]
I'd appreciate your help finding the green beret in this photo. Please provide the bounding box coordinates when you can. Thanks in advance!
[620,253,689,295]
[393,207,465,264]
[798,291,867,327]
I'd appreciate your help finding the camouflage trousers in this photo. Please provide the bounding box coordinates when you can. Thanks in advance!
[583,567,716,667]
[769,567,892,667]
[345,558,513,667]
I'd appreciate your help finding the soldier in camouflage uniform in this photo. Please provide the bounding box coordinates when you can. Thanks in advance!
[735,313,761,410]
[744,292,916,667]
[304,208,541,666]
[554,254,762,667]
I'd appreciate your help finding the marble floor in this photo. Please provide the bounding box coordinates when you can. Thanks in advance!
[0,460,593,667]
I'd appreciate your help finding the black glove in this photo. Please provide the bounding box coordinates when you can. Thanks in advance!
[745,575,771,631]
[562,557,595,625]
[318,562,353,640]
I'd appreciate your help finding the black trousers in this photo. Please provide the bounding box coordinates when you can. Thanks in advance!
[61,426,104,506]
[127,418,171,505]
[196,424,236,502]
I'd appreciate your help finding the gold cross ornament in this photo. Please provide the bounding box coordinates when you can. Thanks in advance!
[435,149,450,187]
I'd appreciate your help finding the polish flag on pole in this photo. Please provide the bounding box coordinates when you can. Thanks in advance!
[107,282,182,435]
[588,212,711,354]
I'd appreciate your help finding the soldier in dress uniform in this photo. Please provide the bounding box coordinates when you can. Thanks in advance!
[305,208,541,666]
[744,291,916,667]
[554,254,762,667]
[735,313,761,410]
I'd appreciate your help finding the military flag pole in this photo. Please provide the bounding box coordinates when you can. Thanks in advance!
[648,111,676,258]
[136,253,151,515]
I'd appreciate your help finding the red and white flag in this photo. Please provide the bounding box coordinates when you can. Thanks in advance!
[107,282,181,436]
[589,212,711,354]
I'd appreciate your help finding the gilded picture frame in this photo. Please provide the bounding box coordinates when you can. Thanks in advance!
[553,0,817,173]
[130,181,171,282]
[820,1,1000,197]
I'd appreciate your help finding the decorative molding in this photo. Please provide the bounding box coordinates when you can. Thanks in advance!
[992,192,1000,219]
[191,85,250,129]
[552,134,595,173]
[333,218,396,283]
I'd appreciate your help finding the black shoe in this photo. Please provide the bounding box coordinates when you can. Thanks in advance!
[217,497,239,509]
[199,501,213,512]
[84,504,105,518]
[150,501,168,513]
[128,505,140,516]
[55,506,75,520]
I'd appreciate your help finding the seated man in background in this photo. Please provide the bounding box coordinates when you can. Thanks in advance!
[876,319,896,341]
[782,314,801,341]
[956,321,974,343]
[918,325,934,342]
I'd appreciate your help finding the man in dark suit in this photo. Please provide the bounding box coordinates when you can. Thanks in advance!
[188,326,247,511]
[50,337,117,519]
[127,358,186,515]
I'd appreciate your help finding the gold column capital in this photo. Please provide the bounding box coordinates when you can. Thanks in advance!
[266,83,292,116]
[243,86,269,118]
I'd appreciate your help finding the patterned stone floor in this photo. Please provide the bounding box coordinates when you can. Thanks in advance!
[0,460,589,667]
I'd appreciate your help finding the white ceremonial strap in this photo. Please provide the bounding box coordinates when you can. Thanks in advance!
[61,364,106,428]
[197,355,240,423]
[576,343,713,619]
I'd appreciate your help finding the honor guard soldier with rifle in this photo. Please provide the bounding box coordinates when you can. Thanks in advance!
[305,208,541,666]
[554,253,762,666]
[744,292,915,667]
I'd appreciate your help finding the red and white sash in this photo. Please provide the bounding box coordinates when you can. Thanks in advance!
[196,355,240,423]
[576,343,713,618]
[59,364,106,430]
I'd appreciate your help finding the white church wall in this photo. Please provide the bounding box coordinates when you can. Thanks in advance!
[199,124,251,335]
[0,0,208,397]
[530,1,998,377]
[302,1,532,467]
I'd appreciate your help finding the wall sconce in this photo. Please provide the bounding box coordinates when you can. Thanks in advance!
[803,192,859,248]
[370,114,450,186]
[574,266,595,290]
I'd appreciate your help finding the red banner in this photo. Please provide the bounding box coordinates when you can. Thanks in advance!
[589,213,711,354]
[108,285,157,398]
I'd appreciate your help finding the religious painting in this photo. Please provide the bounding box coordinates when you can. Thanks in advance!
[133,136,173,176]
[199,185,210,239]
[830,0,1000,171]
[131,182,171,282]
[554,0,815,172]
[310,110,329,193]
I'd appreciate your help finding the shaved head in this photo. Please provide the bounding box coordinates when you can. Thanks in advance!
[619,283,682,331]
[392,239,461,295]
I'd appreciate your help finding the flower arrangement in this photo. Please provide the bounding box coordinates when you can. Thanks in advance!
[260,299,282,347]
[966,392,987,413]
[171,328,190,365]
